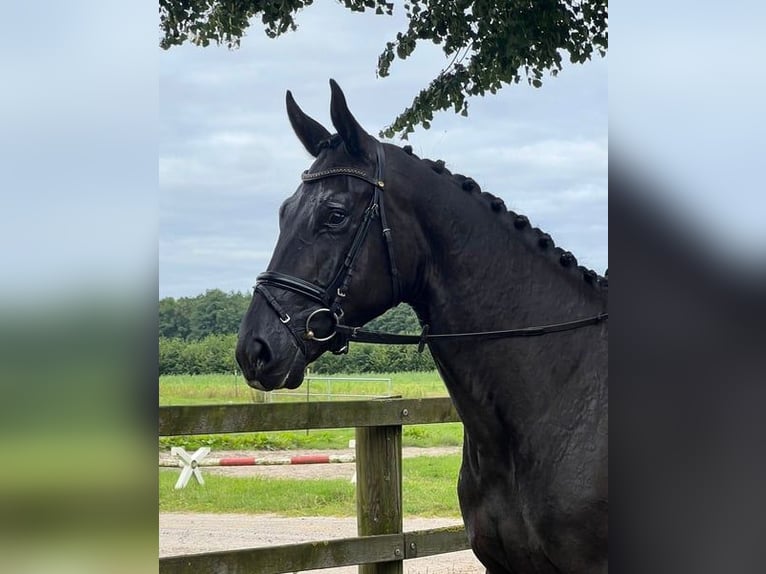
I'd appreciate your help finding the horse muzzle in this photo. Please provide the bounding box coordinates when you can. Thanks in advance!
[235,333,306,391]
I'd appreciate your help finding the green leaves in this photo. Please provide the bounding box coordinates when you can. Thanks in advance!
[159,0,608,137]
[158,296,434,375]
[159,289,251,341]
[378,0,607,137]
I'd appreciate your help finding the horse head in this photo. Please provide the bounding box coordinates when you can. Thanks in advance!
[236,80,421,391]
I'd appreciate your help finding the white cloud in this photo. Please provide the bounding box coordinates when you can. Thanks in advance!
[500,139,607,171]
[163,238,273,264]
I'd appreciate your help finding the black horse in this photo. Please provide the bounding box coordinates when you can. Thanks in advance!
[236,80,608,573]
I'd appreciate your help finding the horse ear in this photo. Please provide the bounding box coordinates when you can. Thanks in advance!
[329,79,373,157]
[286,90,331,158]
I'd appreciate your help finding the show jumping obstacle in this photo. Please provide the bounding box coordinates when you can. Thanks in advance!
[162,446,356,489]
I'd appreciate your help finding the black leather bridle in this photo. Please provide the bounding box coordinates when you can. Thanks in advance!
[255,141,399,354]
[254,141,608,356]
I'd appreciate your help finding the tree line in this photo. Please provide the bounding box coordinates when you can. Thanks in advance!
[159,290,434,374]
[160,289,251,341]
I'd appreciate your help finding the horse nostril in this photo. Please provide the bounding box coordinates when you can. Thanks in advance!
[252,337,272,369]
[236,335,273,377]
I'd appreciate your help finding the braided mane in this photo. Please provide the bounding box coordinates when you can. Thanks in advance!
[399,144,608,290]
[312,135,607,289]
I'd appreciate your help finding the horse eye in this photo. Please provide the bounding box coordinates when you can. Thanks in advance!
[327,210,347,226]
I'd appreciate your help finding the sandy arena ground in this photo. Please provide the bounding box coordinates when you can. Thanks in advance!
[160,447,483,572]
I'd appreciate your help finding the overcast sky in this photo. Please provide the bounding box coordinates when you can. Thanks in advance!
[159,3,608,299]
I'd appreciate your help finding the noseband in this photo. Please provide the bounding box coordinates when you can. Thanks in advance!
[254,141,609,356]
[254,141,400,354]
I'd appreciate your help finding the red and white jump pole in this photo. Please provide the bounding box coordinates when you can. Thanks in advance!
[163,447,356,489]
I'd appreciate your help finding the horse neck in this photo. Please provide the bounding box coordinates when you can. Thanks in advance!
[404,179,607,451]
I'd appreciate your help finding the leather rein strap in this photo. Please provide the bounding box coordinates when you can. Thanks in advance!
[336,312,609,353]
[255,141,607,354]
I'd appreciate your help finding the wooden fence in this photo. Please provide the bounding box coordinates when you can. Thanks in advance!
[159,397,469,574]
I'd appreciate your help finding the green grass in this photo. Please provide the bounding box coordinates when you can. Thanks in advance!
[159,371,462,451]
[159,454,462,517]
[159,422,463,452]
[159,371,447,406]
[159,470,354,516]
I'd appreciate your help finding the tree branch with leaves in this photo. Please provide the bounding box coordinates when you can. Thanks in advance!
[159,0,607,138]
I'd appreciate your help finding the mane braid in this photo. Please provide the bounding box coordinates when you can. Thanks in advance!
[400,143,607,288]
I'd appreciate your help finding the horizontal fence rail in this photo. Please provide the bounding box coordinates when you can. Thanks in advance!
[160,526,469,574]
[159,397,467,574]
[159,397,460,436]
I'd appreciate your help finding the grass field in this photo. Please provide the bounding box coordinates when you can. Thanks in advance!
[159,373,464,519]
[159,371,448,406]
[159,371,463,451]
[159,454,462,517]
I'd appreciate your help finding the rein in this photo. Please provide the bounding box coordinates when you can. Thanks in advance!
[255,142,608,355]
[336,312,609,352]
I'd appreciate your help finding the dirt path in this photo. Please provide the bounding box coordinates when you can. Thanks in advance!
[160,512,484,573]
[160,448,481,571]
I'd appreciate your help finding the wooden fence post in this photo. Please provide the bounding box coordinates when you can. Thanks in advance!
[356,424,403,574]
